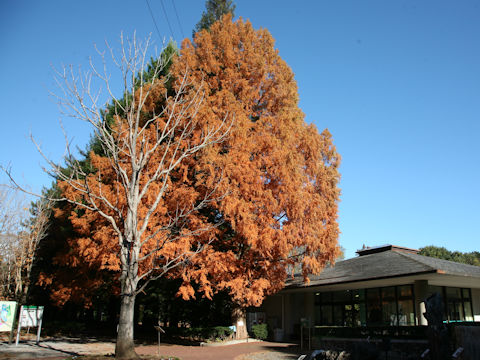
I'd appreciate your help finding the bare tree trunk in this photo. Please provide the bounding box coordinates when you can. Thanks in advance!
[116,292,138,359]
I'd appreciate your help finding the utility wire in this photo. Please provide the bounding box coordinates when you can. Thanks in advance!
[145,0,163,41]
[160,0,176,40]
[171,0,185,39]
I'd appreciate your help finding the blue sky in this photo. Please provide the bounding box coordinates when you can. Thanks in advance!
[1,1,479,259]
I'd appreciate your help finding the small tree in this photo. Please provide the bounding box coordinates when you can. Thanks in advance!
[4,34,230,359]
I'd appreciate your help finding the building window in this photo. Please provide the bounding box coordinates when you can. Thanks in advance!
[314,285,415,327]
[427,286,474,322]
[445,287,473,322]
[397,285,415,326]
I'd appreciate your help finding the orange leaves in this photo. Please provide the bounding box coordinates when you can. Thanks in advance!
[168,15,341,307]
[43,15,340,310]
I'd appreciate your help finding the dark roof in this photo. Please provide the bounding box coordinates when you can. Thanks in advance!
[287,248,480,288]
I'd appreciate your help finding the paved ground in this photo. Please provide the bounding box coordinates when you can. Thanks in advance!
[0,338,305,359]
[0,337,115,359]
[138,341,303,360]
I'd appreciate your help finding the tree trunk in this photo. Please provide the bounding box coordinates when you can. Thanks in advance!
[232,307,248,339]
[115,293,138,359]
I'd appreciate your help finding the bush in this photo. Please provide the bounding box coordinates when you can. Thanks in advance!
[251,323,268,340]
[170,326,233,342]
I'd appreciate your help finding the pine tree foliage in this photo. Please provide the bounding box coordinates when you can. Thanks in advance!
[194,0,236,36]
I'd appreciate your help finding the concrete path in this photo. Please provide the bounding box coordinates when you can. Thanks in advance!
[0,338,115,359]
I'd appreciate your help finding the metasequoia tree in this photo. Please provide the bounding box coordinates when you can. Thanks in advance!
[8,34,230,359]
[170,15,341,312]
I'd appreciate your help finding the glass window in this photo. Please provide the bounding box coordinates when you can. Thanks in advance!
[398,285,413,299]
[398,298,415,325]
[314,285,417,328]
[382,287,397,326]
[352,289,365,302]
[447,301,464,321]
[333,305,344,326]
[446,287,462,300]
[464,302,473,322]
[366,288,382,325]
[358,303,367,326]
[320,305,333,325]
[344,304,353,327]
[445,287,472,322]
[314,302,321,326]
[333,290,351,303]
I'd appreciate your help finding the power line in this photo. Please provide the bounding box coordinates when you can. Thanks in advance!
[171,0,185,39]
[159,0,175,40]
[145,0,163,41]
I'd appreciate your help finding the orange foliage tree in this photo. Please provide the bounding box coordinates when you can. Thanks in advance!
[171,15,341,309]
[33,15,340,358]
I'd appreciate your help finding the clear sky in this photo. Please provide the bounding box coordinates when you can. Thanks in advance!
[1,1,479,259]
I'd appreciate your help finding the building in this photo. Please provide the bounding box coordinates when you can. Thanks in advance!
[259,245,480,341]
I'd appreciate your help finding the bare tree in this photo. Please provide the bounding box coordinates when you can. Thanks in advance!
[0,188,51,303]
[0,187,27,300]
[4,34,229,359]
[14,198,52,302]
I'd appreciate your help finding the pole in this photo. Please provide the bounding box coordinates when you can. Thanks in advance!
[300,326,303,350]
[15,305,23,346]
[36,310,43,345]
[308,326,311,350]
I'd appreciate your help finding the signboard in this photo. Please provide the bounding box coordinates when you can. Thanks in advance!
[15,305,44,346]
[18,306,43,327]
[0,301,17,332]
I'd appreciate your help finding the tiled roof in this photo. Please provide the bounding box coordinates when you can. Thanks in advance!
[286,249,480,288]
[399,251,480,277]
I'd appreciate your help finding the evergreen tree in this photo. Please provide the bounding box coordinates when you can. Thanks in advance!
[419,246,480,266]
[194,0,236,36]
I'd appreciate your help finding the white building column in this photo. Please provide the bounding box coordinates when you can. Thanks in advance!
[414,280,429,325]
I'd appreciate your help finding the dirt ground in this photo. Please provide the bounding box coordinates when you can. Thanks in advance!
[0,337,305,360]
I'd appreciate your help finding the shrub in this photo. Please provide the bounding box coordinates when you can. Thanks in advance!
[251,323,268,340]
[170,326,233,342]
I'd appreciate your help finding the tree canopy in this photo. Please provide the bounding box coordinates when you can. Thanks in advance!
[37,16,341,313]
[419,246,480,266]
[171,15,341,306]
